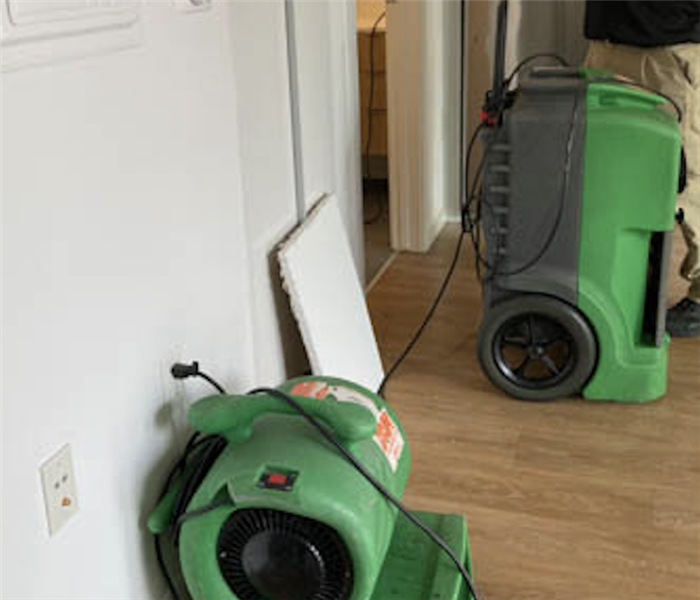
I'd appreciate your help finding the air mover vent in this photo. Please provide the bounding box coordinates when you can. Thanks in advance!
[217,508,353,600]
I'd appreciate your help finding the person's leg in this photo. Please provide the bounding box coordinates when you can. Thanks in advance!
[672,45,700,302]
[643,44,700,336]
[584,40,645,80]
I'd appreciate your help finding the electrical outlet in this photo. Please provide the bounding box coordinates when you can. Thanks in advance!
[40,444,79,536]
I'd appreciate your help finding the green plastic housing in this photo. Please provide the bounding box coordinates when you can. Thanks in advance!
[370,511,473,600]
[151,376,412,600]
[579,80,681,401]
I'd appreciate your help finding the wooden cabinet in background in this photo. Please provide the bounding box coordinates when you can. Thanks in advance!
[357,26,388,180]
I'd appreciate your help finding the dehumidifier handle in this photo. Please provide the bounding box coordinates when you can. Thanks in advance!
[593,82,673,113]
[188,392,377,445]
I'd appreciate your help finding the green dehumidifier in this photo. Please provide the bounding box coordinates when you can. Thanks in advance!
[149,372,476,600]
[474,2,682,403]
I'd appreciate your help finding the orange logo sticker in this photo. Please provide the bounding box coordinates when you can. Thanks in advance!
[289,382,404,471]
[373,409,404,472]
[290,381,330,399]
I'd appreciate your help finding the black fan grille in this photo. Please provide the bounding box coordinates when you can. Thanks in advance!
[217,508,354,600]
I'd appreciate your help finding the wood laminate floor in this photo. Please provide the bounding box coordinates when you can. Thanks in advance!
[367,224,700,600]
[364,183,393,285]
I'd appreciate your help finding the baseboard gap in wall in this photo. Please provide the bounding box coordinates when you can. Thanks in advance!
[366,251,398,294]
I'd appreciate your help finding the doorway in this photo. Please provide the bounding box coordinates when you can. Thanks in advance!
[357,0,464,284]
[357,0,392,286]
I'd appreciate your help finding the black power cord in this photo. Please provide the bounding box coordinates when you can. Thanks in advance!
[170,436,228,545]
[154,364,229,600]
[156,364,483,600]
[478,92,580,282]
[154,535,179,600]
[376,232,466,397]
[154,58,683,600]
[154,433,228,600]
[363,10,388,226]
[462,121,490,278]
[459,97,574,282]
[368,16,683,396]
[171,361,226,394]
[375,50,578,395]
[249,386,483,600]
[376,0,473,399]
[376,112,493,399]
[467,73,681,282]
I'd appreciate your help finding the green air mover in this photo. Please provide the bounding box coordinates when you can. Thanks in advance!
[148,374,475,600]
[473,1,682,403]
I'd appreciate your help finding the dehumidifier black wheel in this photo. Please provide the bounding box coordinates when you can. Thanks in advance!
[478,295,597,401]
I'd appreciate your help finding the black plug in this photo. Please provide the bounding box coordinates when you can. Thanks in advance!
[171,362,200,380]
[171,361,227,394]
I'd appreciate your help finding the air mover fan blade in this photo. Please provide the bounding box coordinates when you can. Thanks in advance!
[217,509,353,600]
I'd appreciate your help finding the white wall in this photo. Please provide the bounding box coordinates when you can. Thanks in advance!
[0,1,362,599]
[228,0,364,385]
[294,0,364,273]
[326,0,364,274]
[228,0,306,384]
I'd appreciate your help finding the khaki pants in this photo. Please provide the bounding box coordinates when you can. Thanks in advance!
[586,40,700,303]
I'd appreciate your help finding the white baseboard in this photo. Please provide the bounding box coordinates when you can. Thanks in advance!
[425,210,447,250]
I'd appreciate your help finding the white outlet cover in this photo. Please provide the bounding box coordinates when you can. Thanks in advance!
[40,444,79,536]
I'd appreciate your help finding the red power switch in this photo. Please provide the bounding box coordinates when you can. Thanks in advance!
[259,470,298,491]
[268,473,288,486]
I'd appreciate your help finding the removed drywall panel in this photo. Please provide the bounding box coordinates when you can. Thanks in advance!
[279,196,384,391]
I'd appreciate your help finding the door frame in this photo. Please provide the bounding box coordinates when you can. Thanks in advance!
[385,0,464,253]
